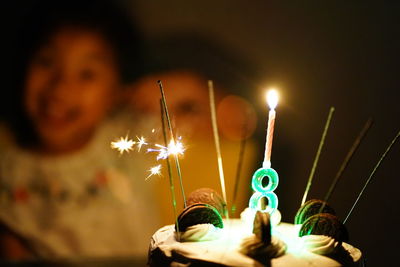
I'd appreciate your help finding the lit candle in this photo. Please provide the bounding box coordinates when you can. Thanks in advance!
[263,89,279,169]
[248,89,280,216]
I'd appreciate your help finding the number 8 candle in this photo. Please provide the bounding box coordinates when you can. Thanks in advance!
[249,89,279,214]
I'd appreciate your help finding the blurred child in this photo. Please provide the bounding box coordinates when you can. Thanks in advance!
[131,68,259,226]
[0,0,160,260]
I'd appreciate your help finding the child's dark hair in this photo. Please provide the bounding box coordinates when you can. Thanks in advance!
[4,0,143,145]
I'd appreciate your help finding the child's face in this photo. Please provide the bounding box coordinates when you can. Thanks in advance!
[131,71,213,137]
[24,27,119,154]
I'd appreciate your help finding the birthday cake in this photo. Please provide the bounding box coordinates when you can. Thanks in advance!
[148,190,363,267]
[145,88,367,266]
[148,217,362,266]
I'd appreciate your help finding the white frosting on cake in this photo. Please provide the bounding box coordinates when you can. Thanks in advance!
[300,235,339,255]
[148,219,364,266]
[180,223,223,242]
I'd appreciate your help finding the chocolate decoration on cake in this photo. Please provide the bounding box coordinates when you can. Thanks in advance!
[253,211,272,244]
[176,203,223,232]
[240,211,286,265]
[186,188,226,216]
[299,213,349,243]
[295,199,336,225]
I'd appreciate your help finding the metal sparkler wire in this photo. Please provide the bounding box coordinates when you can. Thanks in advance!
[208,80,228,218]
[160,99,181,240]
[158,80,187,208]
[301,107,335,206]
[317,118,373,216]
[344,128,400,224]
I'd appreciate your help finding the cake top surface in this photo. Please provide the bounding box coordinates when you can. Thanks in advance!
[149,219,362,267]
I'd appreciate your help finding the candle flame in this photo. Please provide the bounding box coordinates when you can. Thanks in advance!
[266,89,279,110]
[111,136,135,154]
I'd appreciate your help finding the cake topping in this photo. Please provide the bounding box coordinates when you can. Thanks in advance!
[253,211,272,244]
[176,203,223,233]
[300,235,339,255]
[295,199,336,225]
[239,211,286,265]
[180,223,223,242]
[299,213,349,243]
[186,188,226,216]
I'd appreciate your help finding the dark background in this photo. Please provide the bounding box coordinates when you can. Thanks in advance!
[4,1,400,266]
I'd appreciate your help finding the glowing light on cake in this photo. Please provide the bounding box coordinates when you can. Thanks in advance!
[111,135,135,154]
[146,164,162,180]
[249,89,280,215]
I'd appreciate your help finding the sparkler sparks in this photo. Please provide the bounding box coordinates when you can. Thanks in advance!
[136,136,148,152]
[147,139,185,160]
[168,139,185,156]
[111,136,135,154]
[146,164,162,180]
[111,133,186,181]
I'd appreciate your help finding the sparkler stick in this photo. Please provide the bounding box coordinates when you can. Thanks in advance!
[301,107,335,206]
[344,128,400,224]
[320,118,373,210]
[158,80,187,208]
[160,99,180,240]
[208,80,228,217]
[310,118,373,232]
[231,112,249,216]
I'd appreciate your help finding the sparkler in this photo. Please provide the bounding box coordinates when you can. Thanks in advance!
[344,128,400,224]
[147,139,185,161]
[158,80,187,208]
[146,164,162,180]
[300,107,335,206]
[310,118,373,233]
[111,135,135,154]
[111,135,150,154]
[160,98,180,240]
[208,80,228,217]
[322,118,373,206]
[231,111,250,216]
[111,132,185,182]
[136,136,147,152]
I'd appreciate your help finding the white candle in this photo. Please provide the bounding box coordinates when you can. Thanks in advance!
[263,89,279,169]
